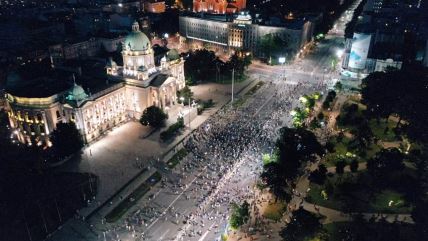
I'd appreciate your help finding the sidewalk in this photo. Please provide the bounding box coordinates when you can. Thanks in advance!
[48,74,260,241]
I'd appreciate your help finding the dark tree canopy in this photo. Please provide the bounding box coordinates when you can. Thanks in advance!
[184,49,251,84]
[229,201,250,229]
[51,122,84,159]
[361,68,428,142]
[335,160,346,175]
[280,208,322,241]
[176,85,193,104]
[258,33,288,61]
[139,106,168,128]
[367,148,404,179]
[262,127,324,200]
[309,164,328,185]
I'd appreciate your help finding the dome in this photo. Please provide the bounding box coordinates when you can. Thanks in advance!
[124,21,151,52]
[166,49,180,61]
[106,57,117,68]
[66,83,88,102]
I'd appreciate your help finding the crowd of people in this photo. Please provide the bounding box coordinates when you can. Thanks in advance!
[99,74,327,240]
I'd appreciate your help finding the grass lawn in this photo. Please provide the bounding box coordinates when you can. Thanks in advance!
[322,221,419,241]
[324,136,381,167]
[263,201,286,221]
[369,118,399,142]
[370,189,412,213]
[322,222,350,241]
[306,172,413,214]
[105,172,162,223]
[167,148,188,168]
[306,175,347,209]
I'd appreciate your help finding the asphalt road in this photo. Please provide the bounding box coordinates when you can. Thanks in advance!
[52,2,362,240]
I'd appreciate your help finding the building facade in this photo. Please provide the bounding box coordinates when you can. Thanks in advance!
[193,0,246,14]
[5,21,185,145]
[179,12,314,56]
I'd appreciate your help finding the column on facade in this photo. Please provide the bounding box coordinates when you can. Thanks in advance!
[41,112,50,135]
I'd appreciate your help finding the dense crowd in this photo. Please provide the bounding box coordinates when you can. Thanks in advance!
[99,75,327,240]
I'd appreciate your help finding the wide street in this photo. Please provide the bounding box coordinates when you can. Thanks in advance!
[94,3,359,240]
[49,2,359,240]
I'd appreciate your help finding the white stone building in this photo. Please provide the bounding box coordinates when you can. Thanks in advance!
[5,21,185,145]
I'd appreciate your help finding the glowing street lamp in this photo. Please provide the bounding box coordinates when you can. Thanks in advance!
[336,49,344,58]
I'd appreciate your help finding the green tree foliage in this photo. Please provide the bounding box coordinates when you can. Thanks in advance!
[280,208,322,241]
[331,215,419,241]
[361,68,428,142]
[350,120,373,151]
[309,164,328,185]
[0,110,96,241]
[184,50,251,84]
[367,148,404,180]
[229,201,250,229]
[258,33,288,61]
[184,49,219,83]
[335,160,346,175]
[51,122,84,158]
[160,117,184,141]
[139,106,168,129]
[176,85,193,104]
[226,52,251,78]
[261,127,324,201]
[322,90,336,109]
[411,200,428,238]
[350,159,359,173]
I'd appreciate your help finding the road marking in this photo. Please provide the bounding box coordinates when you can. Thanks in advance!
[198,230,209,241]
[158,228,170,241]
[146,168,205,231]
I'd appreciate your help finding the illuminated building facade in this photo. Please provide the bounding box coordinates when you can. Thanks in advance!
[193,0,246,14]
[5,21,185,145]
[179,12,314,55]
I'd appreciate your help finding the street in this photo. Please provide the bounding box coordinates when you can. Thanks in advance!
[51,2,360,240]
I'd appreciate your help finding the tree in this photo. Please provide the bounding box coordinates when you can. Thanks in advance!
[335,160,346,176]
[280,208,322,241]
[139,106,168,129]
[229,201,250,229]
[350,120,373,151]
[258,33,288,62]
[361,68,428,142]
[176,85,193,104]
[309,164,328,185]
[261,127,324,201]
[51,122,84,159]
[226,52,251,78]
[411,200,428,238]
[350,159,359,173]
[184,49,219,83]
[367,148,404,180]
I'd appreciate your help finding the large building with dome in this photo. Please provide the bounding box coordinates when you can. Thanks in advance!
[5,21,185,145]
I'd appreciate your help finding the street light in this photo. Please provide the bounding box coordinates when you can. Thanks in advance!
[279,57,286,80]
[336,49,344,58]
[180,96,191,129]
